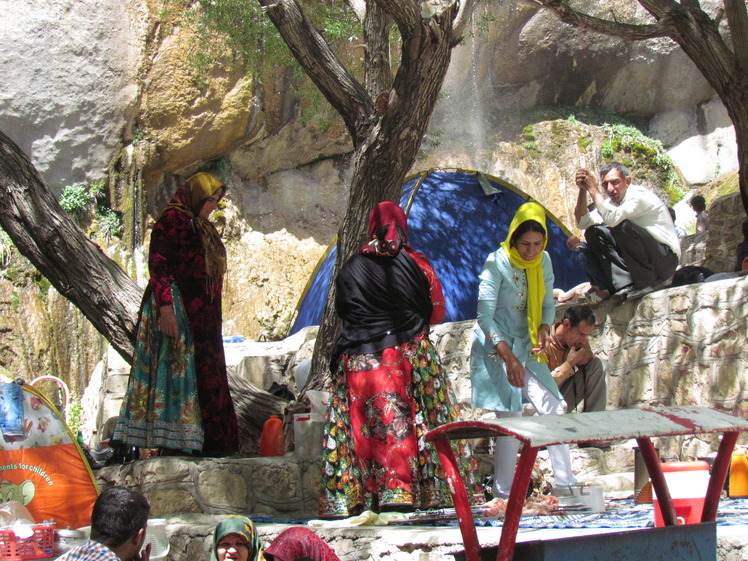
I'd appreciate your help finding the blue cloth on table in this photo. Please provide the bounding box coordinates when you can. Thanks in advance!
[0,382,24,438]
[244,498,748,528]
[475,498,748,529]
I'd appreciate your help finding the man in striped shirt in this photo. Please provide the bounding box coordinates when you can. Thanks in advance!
[57,487,151,561]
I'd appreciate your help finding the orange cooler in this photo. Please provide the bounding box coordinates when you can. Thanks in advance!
[653,461,710,527]
[729,449,748,497]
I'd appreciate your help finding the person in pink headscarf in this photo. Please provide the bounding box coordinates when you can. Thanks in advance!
[319,201,482,518]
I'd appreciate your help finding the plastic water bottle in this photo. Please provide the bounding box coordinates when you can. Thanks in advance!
[260,415,285,457]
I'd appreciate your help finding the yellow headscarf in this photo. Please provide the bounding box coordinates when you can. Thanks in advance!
[500,201,548,359]
[165,172,227,283]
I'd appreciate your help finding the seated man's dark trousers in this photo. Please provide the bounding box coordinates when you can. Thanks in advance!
[579,220,678,293]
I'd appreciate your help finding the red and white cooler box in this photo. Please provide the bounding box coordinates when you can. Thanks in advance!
[653,461,710,527]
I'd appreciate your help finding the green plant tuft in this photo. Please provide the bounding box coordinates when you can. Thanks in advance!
[66,400,83,434]
[96,208,123,241]
[60,183,96,223]
[601,140,614,159]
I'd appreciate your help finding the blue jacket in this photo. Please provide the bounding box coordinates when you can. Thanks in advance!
[470,248,561,412]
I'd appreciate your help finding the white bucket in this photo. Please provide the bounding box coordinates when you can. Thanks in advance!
[306,390,330,418]
[293,413,325,456]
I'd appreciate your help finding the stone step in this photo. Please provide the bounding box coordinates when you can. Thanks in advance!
[159,517,747,561]
[94,449,748,561]
[96,456,323,520]
[94,445,635,519]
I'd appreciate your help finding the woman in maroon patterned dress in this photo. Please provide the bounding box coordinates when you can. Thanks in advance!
[114,172,239,457]
[319,201,481,517]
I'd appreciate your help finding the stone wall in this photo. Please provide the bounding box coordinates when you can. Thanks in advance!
[432,272,748,461]
[97,456,322,520]
[704,192,746,272]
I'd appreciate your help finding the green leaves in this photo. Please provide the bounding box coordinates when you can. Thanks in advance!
[59,182,123,239]
[59,183,96,222]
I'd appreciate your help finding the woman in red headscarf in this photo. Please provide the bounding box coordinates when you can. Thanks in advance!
[319,201,482,518]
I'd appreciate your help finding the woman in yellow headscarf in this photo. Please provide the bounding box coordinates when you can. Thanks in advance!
[113,172,239,458]
[470,201,577,498]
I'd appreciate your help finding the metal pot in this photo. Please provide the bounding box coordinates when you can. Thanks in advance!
[552,483,606,513]
[54,528,86,556]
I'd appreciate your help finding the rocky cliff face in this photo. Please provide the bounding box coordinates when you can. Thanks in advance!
[0,1,742,395]
[1,0,146,189]
[2,1,735,198]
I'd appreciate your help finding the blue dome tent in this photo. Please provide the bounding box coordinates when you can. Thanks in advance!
[289,169,587,335]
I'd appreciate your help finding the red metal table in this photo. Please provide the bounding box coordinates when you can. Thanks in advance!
[425,406,748,561]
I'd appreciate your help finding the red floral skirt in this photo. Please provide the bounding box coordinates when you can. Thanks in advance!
[319,334,483,517]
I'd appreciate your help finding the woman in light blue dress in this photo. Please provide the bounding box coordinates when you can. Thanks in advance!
[470,201,577,498]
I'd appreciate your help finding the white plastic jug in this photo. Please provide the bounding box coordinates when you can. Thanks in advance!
[293,413,325,456]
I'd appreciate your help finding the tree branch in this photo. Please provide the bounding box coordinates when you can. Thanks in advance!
[0,131,141,362]
[258,0,374,145]
[377,0,420,42]
[363,1,393,98]
[637,0,690,19]
[530,0,738,97]
[642,0,740,93]
[345,0,366,24]
[454,0,481,40]
[681,0,703,9]
[723,0,748,70]
[526,0,671,39]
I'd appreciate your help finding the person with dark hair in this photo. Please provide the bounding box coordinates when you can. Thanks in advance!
[471,201,577,499]
[671,265,716,286]
[57,487,151,561]
[211,516,340,561]
[735,218,748,272]
[690,195,709,233]
[113,172,239,458]
[319,201,481,517]
[545,304,607,414]
[668,208,686,238]
[574,162,680,303]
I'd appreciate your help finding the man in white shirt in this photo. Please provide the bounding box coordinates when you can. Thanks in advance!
[574,162,680,302]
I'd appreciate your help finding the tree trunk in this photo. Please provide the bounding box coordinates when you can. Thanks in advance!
[658,4,748,213]
[306,2,461,387]
[228,370,290,455]
[0,131,141,362]
[723,89,748,214]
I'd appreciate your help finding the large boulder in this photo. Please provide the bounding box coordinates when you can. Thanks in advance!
[0,0,146,190]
